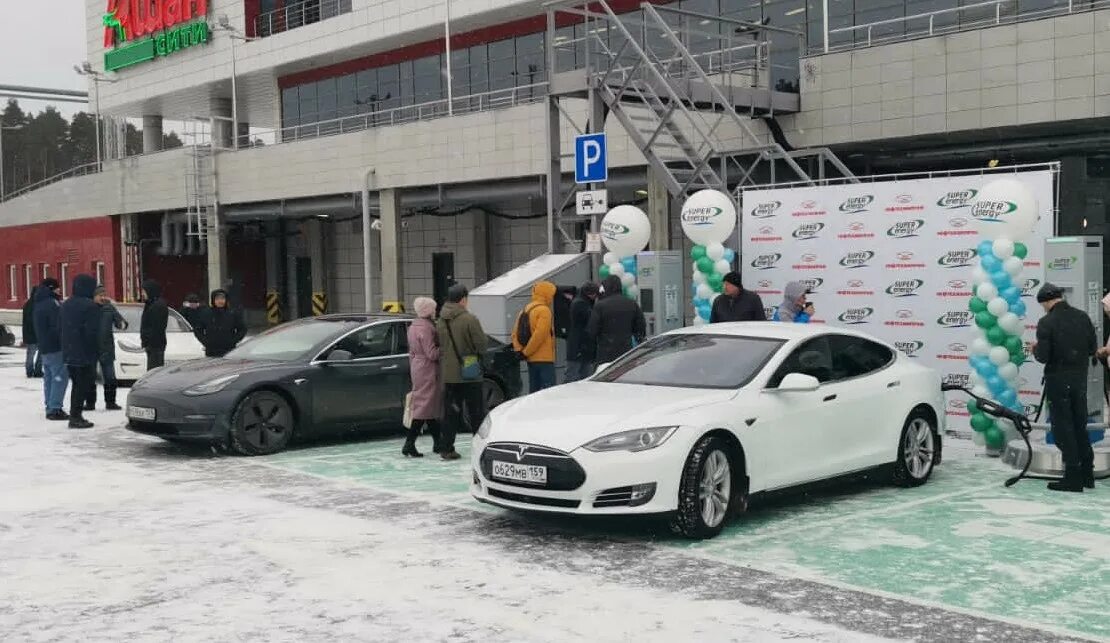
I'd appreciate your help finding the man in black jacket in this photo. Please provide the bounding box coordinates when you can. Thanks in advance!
[195,289,247,357]
[61,274,102,429]
[34,278,69,420]
[710,272,766,323]
[588,275,647,365]
[565,282,599,382]
[180,293,204,330]
[22,286,43,378]
[140,280,169,370]
[85,286,128,411]
[1033,283,1099,492]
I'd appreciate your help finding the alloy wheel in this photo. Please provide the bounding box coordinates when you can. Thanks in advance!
[698,450,731,528]
[904,418,935,479]
[240,397,291,450]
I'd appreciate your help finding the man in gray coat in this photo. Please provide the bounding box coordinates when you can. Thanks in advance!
[85,286,128,411]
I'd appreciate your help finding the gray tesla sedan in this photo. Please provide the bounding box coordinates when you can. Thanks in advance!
[125,314,522,455]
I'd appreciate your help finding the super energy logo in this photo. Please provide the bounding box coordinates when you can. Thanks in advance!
[749,201,781,219]
[886,219,924,238]
[1022,278,1042,297]
[792,222,825,240]
[1047,256,1078,270]
[799,277,823,292]
[839,250,876,268]
[886,279,925,297]
[937,311,975,328]
[684,206,725,226]
[839,195,874,213]
[838,307,874,324]
[937,189,978,208]
[895,340,925,357]
[970,198,1019,223]
[750,253,782,270]
[943,373,970,388]
[600,221,630,243]
[938,249,977,268]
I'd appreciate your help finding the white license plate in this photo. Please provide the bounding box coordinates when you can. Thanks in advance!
[127,406,156,421]
[491,460,548,485]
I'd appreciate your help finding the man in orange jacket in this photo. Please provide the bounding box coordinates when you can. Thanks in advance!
[513,281,557,393]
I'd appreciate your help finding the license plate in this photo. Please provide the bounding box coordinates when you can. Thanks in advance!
[127,406,156,421]
[491,460,547,485]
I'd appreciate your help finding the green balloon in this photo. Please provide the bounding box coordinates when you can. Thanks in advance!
[975,311,998,329]
[968,297,987,313]
[1004,335,1023,353]
[622,287,631,298]
[987,325,1007,346]
[970,412,993,432]
[1013,242,1028,260]
[696,256,716,274]
[1010,351,1025,366]
[691,245,708,261]
[967,400,979,416]
[984,425,1006,450]
[599,264,610,279]
[707,272,724,289]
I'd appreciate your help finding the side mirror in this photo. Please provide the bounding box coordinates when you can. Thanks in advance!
[774,373,820,392]
[594,362,612,375]
[323,349,353,363]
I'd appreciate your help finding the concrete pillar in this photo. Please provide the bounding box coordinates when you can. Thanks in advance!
[305,219,328,313]
[647,166,672,250]
[379,188,404,311]
[142,115,164,153]
[264,220,283,323]
[472,211,491,284]
[210,98,233,149]
[206,209,228,295]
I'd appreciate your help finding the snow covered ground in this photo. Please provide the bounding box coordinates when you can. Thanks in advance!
[0,334,1101,642]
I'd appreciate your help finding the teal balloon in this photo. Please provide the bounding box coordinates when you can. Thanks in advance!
[599,264,610,279]
[707,273,724,290]
[975,311,998,329]
[696,257,715,274]
[691,245,708,261]
[968,297,987,313]
[986,325,1007,346]
[1013,242,1028,259]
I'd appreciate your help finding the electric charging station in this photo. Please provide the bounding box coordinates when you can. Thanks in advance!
[635,251,684,337]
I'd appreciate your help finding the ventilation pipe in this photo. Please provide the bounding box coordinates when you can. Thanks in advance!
[185,232,197,256]
[157,213,172,255]
[172,222,185,256]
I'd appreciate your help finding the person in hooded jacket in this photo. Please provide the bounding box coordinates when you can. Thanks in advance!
[195,289,247,357]
[436,284,487,461]
[180,293,204,330]
[403,297,443,458]
[140,280,169,369]
[512,281,557,393]
[34,278,69,420]
[588,275,647,366]
[60,274,101,429]
[772,281,814,323]
[565,282,600,383]
[22,286,43,378]
[84,286,128,411]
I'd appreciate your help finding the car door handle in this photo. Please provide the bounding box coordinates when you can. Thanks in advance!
[380,364,399,371]
[823,394,837,402]
[887,381,900,388]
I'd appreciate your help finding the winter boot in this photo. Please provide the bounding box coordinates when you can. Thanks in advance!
[1047,468,1084,493]
[1083,468,1096,490]
[402,429,423,457]
[106,403,122,411]
[46,410,69,421]
[68,418,94,430]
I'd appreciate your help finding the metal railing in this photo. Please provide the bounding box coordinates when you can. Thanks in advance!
[253,0,353,38]
[0,161,100,203]
[818,0,1110,54]
[244,82,549,146]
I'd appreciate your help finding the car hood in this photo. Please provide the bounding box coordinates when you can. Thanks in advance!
[486,382,737,452]
[136,358,281,390]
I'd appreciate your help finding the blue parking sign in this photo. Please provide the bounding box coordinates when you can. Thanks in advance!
[575,133,607,184]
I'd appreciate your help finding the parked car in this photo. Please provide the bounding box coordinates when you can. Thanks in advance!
[125,314,522,455]
[471,322,944,539]
[0,322,15,347]
[113,303,206,384]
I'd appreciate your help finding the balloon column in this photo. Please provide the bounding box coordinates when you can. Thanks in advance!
[963,178,1039,453]
[680,190,739,326]
[598,205,651,299]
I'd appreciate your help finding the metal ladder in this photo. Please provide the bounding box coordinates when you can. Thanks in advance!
[183,121,216,241]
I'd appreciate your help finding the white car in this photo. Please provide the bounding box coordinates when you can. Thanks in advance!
[471,322,945,539]
[113,303,206,383]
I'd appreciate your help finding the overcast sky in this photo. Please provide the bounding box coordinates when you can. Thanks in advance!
[1,0,88,117]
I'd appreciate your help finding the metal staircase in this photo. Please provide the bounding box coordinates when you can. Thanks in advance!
[183,121,217,241]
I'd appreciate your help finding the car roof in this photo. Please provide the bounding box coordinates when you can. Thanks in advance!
[669,321,881,343]
[312,313,415,322]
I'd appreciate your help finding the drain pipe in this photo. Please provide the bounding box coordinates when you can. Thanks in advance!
[362,167,376,313]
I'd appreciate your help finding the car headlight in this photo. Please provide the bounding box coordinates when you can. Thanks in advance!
[477,416,493,439]
[581,426,678,453]
[118,339,144,353]
[183,374,240,396]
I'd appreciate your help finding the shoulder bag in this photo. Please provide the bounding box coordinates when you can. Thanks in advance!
[445,318,482,381]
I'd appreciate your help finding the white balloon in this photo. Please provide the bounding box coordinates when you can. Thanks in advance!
[972,385,991,400]
[998,312,1021,334]
[969,372,983,387]
[681,190,737,245]
[620,272,635,287]
[987,297,1009,317]
[626,285,639,299]
[706,242,726,261]
[696,284,713,300]
[998,362,1019,381]
[602,252,617,266]
[600,205,651,258]
[972,266,989,286]
[692,270,708,285]
[990,346,1010,366]
[971,337,991,356]
[1003,256,1023,276]
[692,316,707,327]
[992,238,1015,259]
[970,178,1039,242]
[976,282,998,301]
[714,259,731,275]
[608,262,625,277]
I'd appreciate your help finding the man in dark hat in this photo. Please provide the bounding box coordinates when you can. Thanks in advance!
[709,272,767,323]
[1033,283,1099,492]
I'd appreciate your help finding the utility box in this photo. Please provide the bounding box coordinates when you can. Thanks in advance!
[635,250,685,337]
[1044,236,1104,414]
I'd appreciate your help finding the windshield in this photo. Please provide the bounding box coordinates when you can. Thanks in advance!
[223,319,358,362]
[594,334,785,389]
[116,306,192,332]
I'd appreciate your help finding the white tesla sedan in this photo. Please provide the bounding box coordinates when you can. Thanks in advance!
[113,303,206,383]
[471,323,944,539]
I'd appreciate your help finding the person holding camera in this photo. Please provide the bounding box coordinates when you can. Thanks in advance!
[773,281,814,323]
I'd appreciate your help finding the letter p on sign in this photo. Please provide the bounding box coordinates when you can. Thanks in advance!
[575,133,608,184]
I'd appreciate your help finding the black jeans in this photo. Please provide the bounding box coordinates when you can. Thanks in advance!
[443,382,486,453]
[85,356,118,407]
[408,419,443,451]
[1045,371,1096,475]
[67,365,96,420]
[146,349,165,370]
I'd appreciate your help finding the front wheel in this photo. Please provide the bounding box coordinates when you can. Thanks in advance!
[669,436,738,539]
[229,391,295,456]
[892,411,937,487]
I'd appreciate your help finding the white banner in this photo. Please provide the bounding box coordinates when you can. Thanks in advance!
[741,171,1055,435]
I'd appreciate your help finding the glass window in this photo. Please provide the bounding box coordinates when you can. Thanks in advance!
[316,77,337,121]
[224,319,365,362]
[281,87,299,128]
[595,334,785,389]
[828,335,895,378]
[469,44,489,94]
[117,306,192,334]
[7,265,16,300]
[391,322,410,354]
[769,336,835,386]
[413,54,443,104]
[554,25,577,72]
[337,74,357,118]
[333,323,397,359]
[377,64,401,110]
[488,38,516,91]
[298,81,318,124]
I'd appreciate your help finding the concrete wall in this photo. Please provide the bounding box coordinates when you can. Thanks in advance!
[790,10,1110,146]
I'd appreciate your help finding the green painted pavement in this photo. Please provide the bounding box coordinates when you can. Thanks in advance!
[264,437,1110,640]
